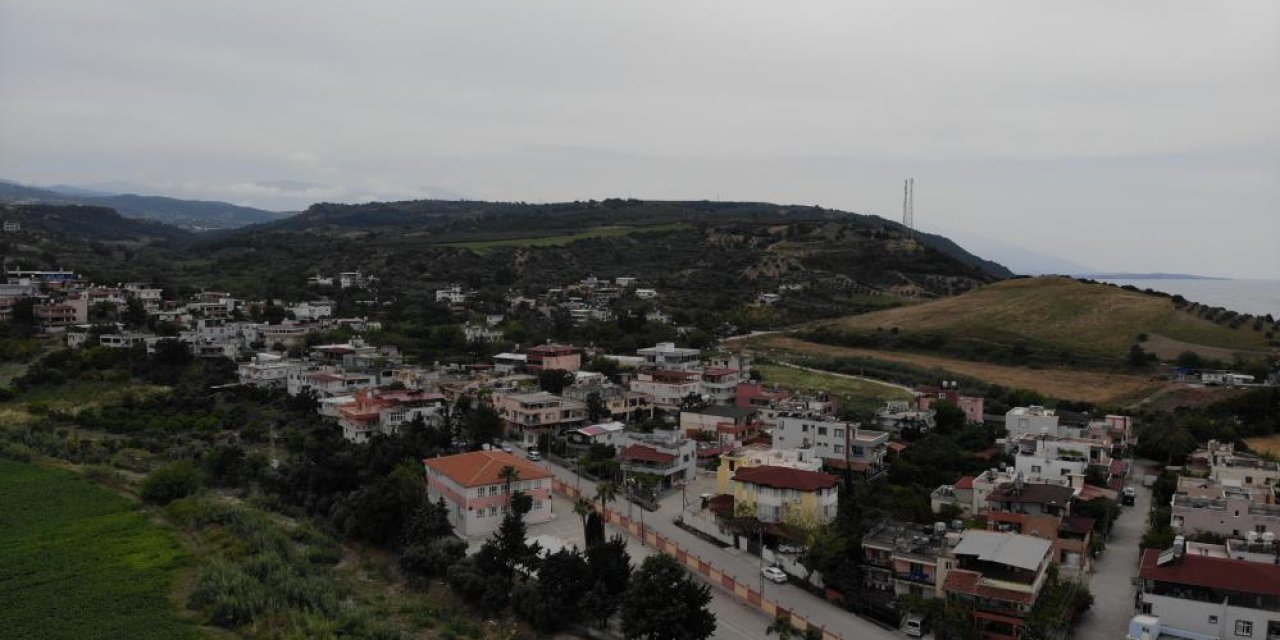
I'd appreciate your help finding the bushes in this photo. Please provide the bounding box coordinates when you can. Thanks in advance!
[141,461,203,505]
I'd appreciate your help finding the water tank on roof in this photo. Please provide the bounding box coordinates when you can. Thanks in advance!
[1248,531,1260,544]
[952,520,963,531]
[934,522,947,534]
[1264,531,1276,545]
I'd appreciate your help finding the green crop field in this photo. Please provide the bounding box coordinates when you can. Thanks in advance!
[0,460,200,640]
[440,222,691,252]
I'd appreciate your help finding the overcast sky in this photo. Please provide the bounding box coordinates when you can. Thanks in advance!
[2,1,1277,278]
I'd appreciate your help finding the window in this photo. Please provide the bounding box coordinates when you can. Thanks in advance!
[818,427,828,436]
[834,445,844,454]
[835,429,844,438]
[1209,616,1218,624]
[1031,465,1042,473]
[488,506,498,516]
[533,500,543,510]
[1235,620,1252,637]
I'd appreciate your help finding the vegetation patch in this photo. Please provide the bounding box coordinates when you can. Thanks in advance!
[440,223,692,252]
[753,362,912,413]
[0,459,200,640]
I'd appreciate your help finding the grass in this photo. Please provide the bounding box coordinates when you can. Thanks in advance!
[440,222,691,252]
[821,276,1269,360]
[0,459,200,640]
[8,380,169,416]
[741,334,1164,406]
[1245,435,1280,459]
[753,363,912,413]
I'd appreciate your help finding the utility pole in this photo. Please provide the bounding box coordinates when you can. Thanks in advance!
[903,178,915,243]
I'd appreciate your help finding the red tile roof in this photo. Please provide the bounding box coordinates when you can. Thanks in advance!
[423,450,552,488]
[620,444,676,464]
[954,475,975,490]
[887,441,910,453]
[733,465,839,492]
[1139,548,1280,597]
[943,569,1035,605]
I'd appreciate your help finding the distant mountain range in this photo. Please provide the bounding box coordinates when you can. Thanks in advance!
[1078,272,1228,281]
[0,179,285,230]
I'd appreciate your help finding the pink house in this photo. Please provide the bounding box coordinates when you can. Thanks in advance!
[915,387,984,424]
[423,450,554,537]
[526,344,582,372]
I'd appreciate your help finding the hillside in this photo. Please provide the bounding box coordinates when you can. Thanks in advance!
[0,204,188,282]
[804,276,1272,367]
[0,180,282,230]
[183,198,1010,326]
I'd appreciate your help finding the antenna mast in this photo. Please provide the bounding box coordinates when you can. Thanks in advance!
[902,178,915,242]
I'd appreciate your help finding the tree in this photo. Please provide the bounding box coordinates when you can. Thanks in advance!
[584,510,606,547]
[932,399,966,434]
[499,465,520,506]
[400,537,467,587]
[596,480,619,513]
[513,547,592,631]
[141,461,203,504]
[463,403,504,449]
[766,615,798,640]
[404,496,454,546]
[537,369,575,395]
[574,496,594,536]
[621,554,716,640]
[586,391,611,423]
[581,535,631,628]
[1127,344,1155,368]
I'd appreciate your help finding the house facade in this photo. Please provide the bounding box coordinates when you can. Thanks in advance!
[423,450,554,537]
[728,465,839,525]
[1134,540,1280,640]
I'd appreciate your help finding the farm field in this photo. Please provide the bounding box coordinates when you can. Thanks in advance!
[740,334,1164,405]
[753,362,912,413]
[0,460,200,640]
[440,222,691,252]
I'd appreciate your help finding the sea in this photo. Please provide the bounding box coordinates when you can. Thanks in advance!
[1097,278,1280,318]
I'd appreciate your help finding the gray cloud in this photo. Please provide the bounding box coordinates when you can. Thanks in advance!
[0,0,1276,276]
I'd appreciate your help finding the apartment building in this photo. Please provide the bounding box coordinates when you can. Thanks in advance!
[1171,490,1280,539]
[1005,406,1060,438]
[526,344,582,372]
[337,388,447,443]
[636,342,702,370]
[619,430,697,492]
[862,520,958,599]
[727,465,840,525]
[771,412,889,476]
[491,390,587,446]
[1134,538,1280,640]
[715,446,823,495]
[943,531,1054,640]
[423,450,554,537]
[915,386,985,424]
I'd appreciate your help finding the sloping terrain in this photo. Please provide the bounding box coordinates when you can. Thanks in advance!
[0,180,282,230]
[0,204,189,283]
[807,276,1270,366]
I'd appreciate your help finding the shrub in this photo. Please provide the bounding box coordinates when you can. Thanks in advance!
[188,560,267,627]
[141,461,203,505]
[0,441,34,462]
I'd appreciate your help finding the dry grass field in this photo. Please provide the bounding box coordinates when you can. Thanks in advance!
[741,334,1164,405]
[819,277,1269,360]
[1246,435,1280,458]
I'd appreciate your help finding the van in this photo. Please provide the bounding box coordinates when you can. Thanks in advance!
[526,449,541,462]
[902,613,926,638]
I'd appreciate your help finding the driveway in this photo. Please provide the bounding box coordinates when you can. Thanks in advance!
[1073,459,1153,638]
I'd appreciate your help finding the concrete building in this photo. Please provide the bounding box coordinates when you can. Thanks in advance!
[491,390,587,446]
[715,446,823,495]
[771,412,889,475]
[1005,406,1060,438]
[1134,540,1280,640]
[1171,490,1280,539]
[943,531,1054,640]
[861,519,959,599]
[875,400,936,432]
[915,386,985,424]
[337,388,447,443]
[423,450,554,537]
[1195,440,1280,491]
[727,465,840,525]
[636,342,702,370]
[618,430,698,492]
[679,405,760,444]
[525,343,581,372]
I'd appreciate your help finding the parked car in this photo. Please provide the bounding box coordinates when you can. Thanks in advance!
[501,443,513,453]
[901,613,927,637]
[761,566,787,584]
[526,449,541,461]
[1122,487,1136,506]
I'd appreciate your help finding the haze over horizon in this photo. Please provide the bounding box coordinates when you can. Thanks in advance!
[1,1,1277,278]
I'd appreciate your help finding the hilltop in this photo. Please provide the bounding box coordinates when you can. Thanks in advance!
[0,204,188,283]
[0,180,282,230]
[185,198,1010,325]
[802,276,1272,368]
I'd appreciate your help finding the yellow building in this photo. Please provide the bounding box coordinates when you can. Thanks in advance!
[728,465,839,525]
[716,446,823,495]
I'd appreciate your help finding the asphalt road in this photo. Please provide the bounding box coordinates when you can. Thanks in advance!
[534,453,904,640]
[1072,459,1152,639]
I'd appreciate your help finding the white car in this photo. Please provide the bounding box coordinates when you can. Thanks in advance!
[501,443,513,453]
[761,566,787,584]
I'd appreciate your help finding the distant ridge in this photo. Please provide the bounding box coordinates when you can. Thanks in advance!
[1080,272,1228,281]
[0,179,284,230]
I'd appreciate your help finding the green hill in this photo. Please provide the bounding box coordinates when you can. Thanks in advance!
[803,276,1272,367]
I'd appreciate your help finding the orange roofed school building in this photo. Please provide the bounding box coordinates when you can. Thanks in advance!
[423,450,555,537]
